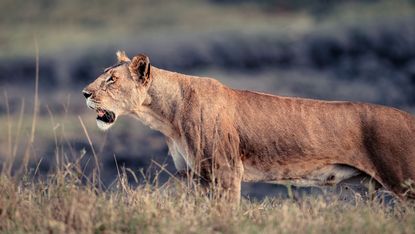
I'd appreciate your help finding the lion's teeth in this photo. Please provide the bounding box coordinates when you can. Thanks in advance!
[97,110,105,117]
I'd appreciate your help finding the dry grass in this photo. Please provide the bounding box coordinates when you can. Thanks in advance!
[1,168,415,234]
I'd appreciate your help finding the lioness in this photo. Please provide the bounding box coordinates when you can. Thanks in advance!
[83,51,415,204]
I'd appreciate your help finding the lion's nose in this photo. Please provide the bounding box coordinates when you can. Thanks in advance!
[82,90,92,99]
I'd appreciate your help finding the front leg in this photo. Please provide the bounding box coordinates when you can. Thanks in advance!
[179,115,243,205]
[211,157,244,206]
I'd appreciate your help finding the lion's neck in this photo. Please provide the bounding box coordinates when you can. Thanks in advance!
[132,67,187,138]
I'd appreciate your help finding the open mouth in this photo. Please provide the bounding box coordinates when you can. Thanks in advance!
[96,108,116,124]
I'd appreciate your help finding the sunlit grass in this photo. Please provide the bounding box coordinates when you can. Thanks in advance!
[1,168,415,233]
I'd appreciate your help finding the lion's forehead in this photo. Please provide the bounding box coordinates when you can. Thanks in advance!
[104,62,128,73]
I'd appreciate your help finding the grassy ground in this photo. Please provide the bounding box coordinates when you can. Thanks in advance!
[1,168,415,233]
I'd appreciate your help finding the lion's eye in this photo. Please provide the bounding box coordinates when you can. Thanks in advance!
[106,75,115,84]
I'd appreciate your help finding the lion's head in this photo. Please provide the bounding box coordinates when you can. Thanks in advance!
[82,51,152,130]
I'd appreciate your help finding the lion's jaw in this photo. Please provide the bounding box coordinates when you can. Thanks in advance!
[95,108,117,131]
[85,97,119,131]
[96,117,114,131]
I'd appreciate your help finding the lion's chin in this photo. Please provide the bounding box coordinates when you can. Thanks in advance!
[96,119,115,131]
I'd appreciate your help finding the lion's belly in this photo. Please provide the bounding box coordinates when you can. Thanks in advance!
[242,161,360,187]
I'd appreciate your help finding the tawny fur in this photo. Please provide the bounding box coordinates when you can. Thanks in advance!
[83,52,415,204]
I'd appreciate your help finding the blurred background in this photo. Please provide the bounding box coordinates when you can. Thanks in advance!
[1,0,415,199]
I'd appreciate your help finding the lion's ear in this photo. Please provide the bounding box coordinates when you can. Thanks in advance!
[116,50,131,63]
[129,54,151,85]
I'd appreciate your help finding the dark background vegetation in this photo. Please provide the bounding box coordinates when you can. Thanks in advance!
[1,0,415,199]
